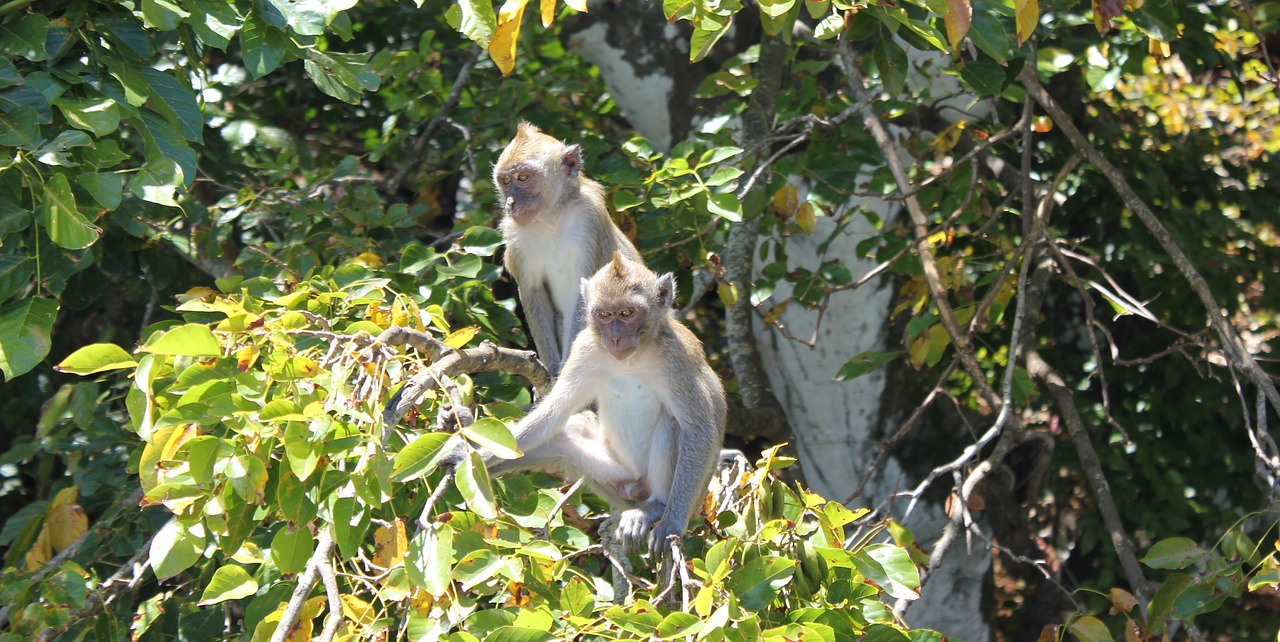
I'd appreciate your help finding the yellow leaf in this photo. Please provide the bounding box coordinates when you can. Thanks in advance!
[237,345,260,372]
[490,0,530,76]
[934,120,966,156]
[1148,37,1170,57]
[352,252,383,268]
[564,0,587,11]
[717,282,739,306]
[25,527,52,569]
[301,595,327,620]
[771,184,799,218]
[391,298,411,327]
[49,486,78,509]
[444,326,479,349]
[907,332,929,370]
[796,201,817,234]
[945,0,971,51]
[340,594,378,626]
[540,0,555,26]
[371,520,408,569]
[1015,0,1038,45]
[1109,587,1139,614]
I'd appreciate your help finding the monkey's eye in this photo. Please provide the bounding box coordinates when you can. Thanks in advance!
[499,176,511,186]
[596,311,612,318]
[619,309,634,318]
[516,173,529,183]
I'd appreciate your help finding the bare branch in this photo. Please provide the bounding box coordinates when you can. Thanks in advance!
[1020,66,1280,417]
[378,326,551,431]
[269,526,336,642]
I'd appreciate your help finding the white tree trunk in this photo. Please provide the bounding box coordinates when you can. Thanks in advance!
[568,22,992,641]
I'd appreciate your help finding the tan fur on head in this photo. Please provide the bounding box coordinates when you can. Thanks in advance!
[496,121,562,171]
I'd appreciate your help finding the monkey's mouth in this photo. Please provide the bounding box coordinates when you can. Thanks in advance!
[606,346,637,360]
[506,200,537,226]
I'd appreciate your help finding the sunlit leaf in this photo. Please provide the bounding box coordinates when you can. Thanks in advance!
[1015,0,1038,44]
[56,343,136,378]
[489,0,528,75]
[198,564,258,606]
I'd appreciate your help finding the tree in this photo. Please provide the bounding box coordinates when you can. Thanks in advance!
[0,0,1277,640]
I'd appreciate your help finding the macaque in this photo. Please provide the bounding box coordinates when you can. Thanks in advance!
[494,122,641,375]
[452,253,727,557]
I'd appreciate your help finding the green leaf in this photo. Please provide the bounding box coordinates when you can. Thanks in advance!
[0,59,19,88]
[139,67,203,143]
[458,226,504,256]
[959,59,1006,97]
[1131,0,1179,41]
[690,24,731,63]
[863,624,912,642]
[136,110,196,187]
[461,417,520,460]
[0,14,49,62]
[485,628,557,642]
[0,255,33,303]
[456,0,497,45]
[407,523,455,597]
[655,612,702,639]
[1171,581,1227,619]
[707,192,743,222]
[854,543,921,601]
[0,108,39,149]
[697,146,744,168]
[56,97,121,137]
[872,37,908,96]
[142,0,190,31]
[391,432,454,482]
[241,15,288,79]
[835,350,903,381]
[270,525,315,575]
[0,297,57,380]
[967,4,1010,64]
[456,450,498,519]
[731,556,795,610]
[197,564,258,606]
[1142,537,1207,570]
[304,49,380,104]
[129,158,185,206]
[39,173,101,249]
[227,453,268,504]
[186,0,243,49]
[1068,617,1114,642]
[55,343,136,375]
[149,520,205,580]
[1146,572,1193,634]
[332,496,370,561]
[76,172,124,210]
[264,0,358,36]
[140,323,221,356]
[260,399,308,421]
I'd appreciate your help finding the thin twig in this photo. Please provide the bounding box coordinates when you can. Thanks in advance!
[386,51,481,193]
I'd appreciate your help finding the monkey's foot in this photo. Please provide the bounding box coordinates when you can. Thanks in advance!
[614,508,652,554]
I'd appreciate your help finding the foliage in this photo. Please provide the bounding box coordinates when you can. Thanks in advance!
[0,0,1278,639]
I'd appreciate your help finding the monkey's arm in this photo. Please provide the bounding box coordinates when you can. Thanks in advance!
[503,345,595,457]
[519,283,564,375]
[649,368,725,558]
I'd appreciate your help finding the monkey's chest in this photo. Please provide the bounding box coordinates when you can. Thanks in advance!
[597,376,664,465]
[516,233,589,311]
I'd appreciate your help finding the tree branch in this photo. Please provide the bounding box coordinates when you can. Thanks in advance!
[1020,66,1280,416]
[269,526,336,642]
[378,326,551,431]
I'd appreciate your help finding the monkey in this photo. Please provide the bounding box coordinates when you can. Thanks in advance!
[446,252,727,558]
[493,122,642,376]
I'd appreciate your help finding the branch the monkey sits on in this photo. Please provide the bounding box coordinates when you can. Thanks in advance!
[446,253,727,558]
[494,122,641,376]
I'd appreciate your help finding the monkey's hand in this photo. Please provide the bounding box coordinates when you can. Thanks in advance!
[647,519,683,562]
[614,508,653,555]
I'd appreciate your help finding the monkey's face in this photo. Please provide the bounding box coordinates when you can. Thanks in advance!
[495,163,550,226]
[592,304,649,360]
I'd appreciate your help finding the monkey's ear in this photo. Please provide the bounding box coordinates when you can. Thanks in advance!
[563,144,583,178]
[580,277,592,302]
[656,273,677,309]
